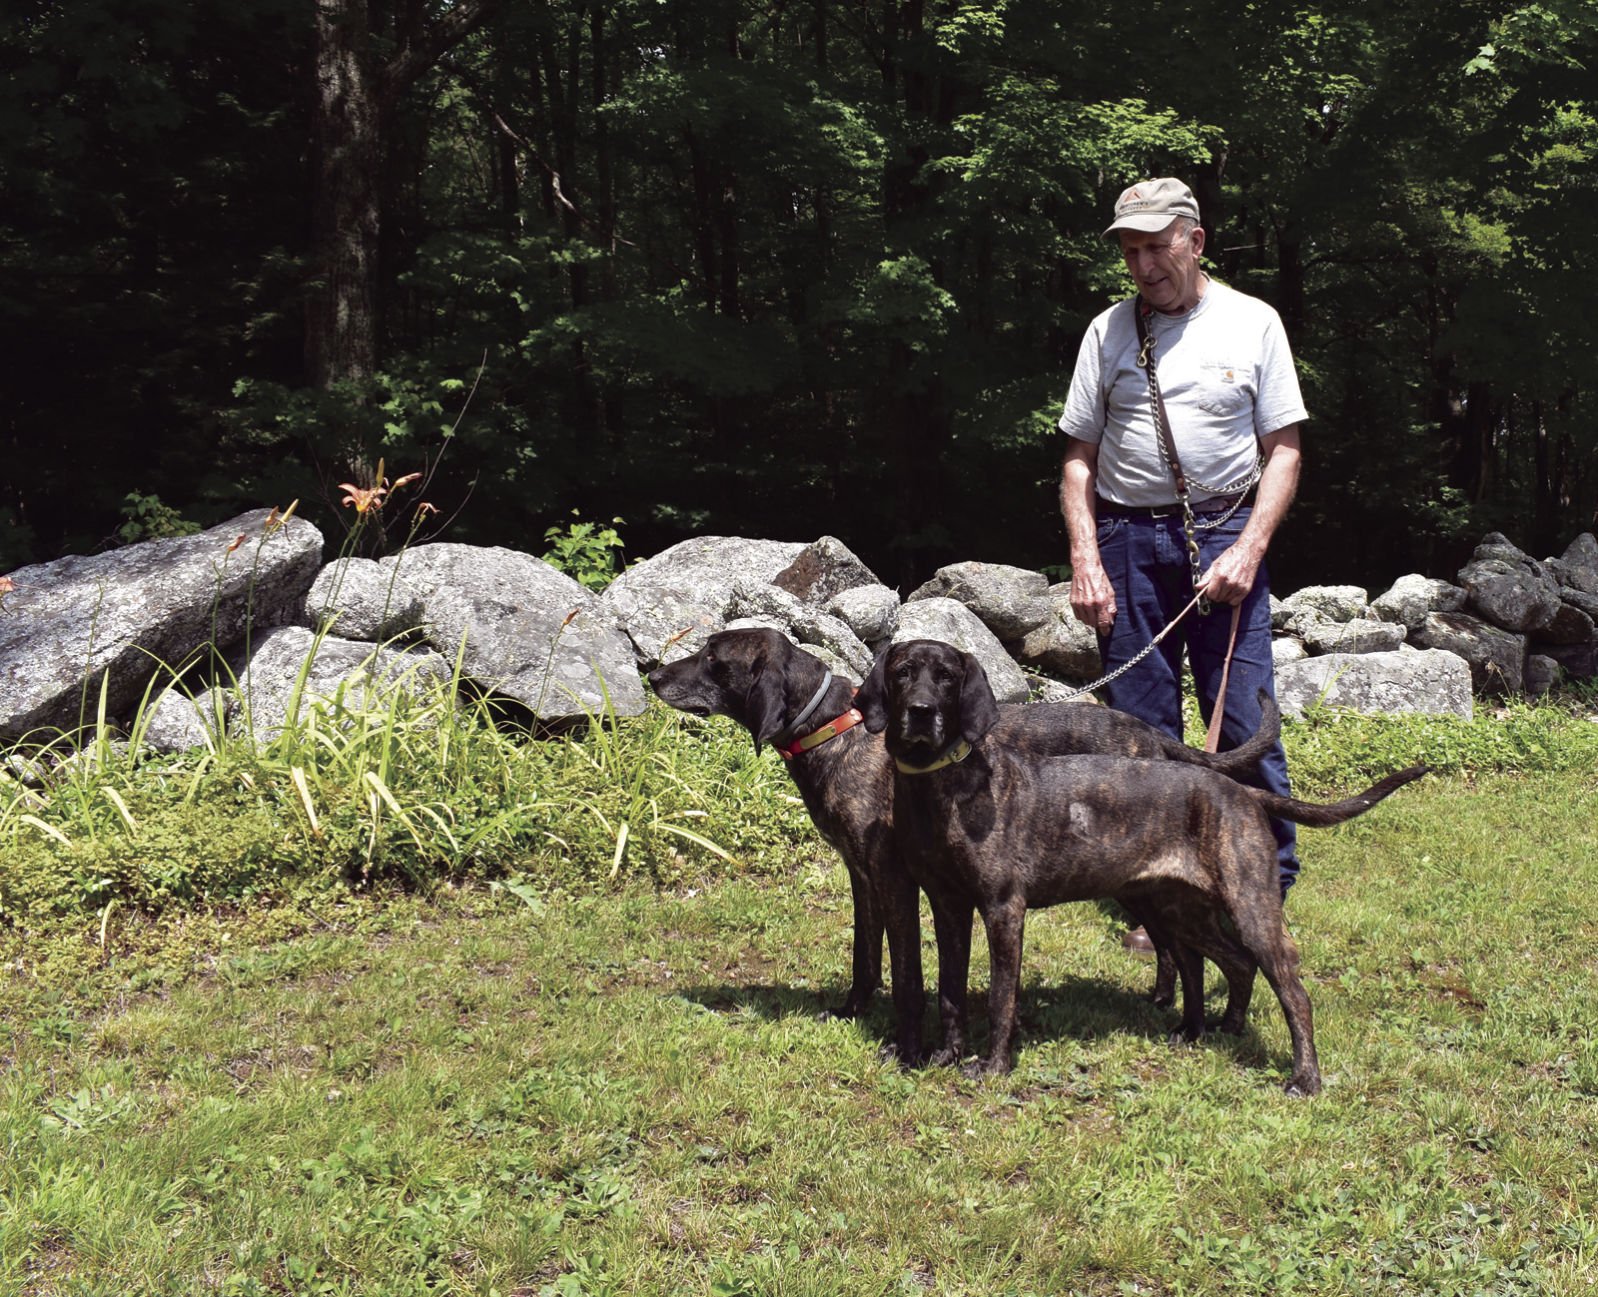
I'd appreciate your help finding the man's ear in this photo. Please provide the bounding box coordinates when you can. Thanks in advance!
[855,646,891,734]
[744,652,788,752]
[958,651,1001,743]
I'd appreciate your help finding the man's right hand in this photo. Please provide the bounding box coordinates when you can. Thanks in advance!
[1070,557,1117,635]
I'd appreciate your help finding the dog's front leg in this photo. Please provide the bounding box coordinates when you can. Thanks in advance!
[927,897,974,1066]
[834,863,884,1019]
[880,870,925,1066]
[973,896,1026,1076]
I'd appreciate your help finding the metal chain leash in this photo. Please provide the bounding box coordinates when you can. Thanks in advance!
[1136,316,1211,614]
[1044,590,1207,703]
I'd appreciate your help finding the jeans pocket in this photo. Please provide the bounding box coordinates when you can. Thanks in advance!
[1096,514,1128,542]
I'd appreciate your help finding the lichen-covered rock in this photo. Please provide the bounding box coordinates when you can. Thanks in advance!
[892,597,1030,704]
[597,535,806,667]
[387,543,646,721]
[0,509,322,741]
[907,561,1052,641]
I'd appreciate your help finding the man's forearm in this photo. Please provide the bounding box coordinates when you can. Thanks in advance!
[1235,425,1301,559]
[1059,441,1101,560]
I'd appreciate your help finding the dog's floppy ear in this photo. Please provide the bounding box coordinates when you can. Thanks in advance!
[958,651,1001,744]
[855,645,891,734]
[743,649,790,752]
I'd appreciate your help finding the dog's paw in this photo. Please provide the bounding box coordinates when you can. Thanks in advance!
[927,1046,962,1068]
[1212,1012,1248,1036]
[1167,1025,1205,1047]
[878,1039,928,1070]
[1283,1072,1322,1098]
[827,985,879,1021]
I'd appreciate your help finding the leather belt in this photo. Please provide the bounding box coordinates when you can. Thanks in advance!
[1096,494,1247,520]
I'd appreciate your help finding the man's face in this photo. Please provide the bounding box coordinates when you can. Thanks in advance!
[1118,219,1205,313]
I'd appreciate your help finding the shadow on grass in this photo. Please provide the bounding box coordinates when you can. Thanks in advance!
[674,973,1275,1073]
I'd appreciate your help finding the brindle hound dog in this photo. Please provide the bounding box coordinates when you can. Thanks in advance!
[856,638,1426,1095]
[649,627,1284,1062]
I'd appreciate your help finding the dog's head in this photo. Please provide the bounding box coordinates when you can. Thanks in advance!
[647,627,818,751]
[856,639,1000,763]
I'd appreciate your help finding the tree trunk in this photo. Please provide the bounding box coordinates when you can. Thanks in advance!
[305,0,504,398]
[307,0,381,392]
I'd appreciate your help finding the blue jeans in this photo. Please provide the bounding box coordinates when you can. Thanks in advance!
[1094,506,1299,894]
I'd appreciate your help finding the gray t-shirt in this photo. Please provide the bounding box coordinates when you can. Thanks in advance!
[1057,280,1308,507]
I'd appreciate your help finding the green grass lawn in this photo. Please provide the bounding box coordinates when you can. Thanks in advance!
[3,762,1596,1296]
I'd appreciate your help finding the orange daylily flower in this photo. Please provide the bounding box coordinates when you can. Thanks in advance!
[0,575,17,608]
[265,500,300,532]
[226,533,248,554]
[338,467,420,515]
[338,482,388,514]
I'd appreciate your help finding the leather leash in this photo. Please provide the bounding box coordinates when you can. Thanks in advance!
[1204,601,1243,753]
[1131,295,1243,752]
[1134,296,1210,616]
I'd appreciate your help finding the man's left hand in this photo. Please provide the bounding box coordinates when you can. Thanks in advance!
[1198,540,1264,606]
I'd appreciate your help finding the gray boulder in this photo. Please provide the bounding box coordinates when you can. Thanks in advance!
[1471,532,1536,568]
[303,557,425,641]
[1278,605,1333,640]
[1371,575,1469,630]
[728,582,872,678]
[139,685,227,754]
[1524,655,1561,697]
[1458,558,1563,635]
[596,535,806,667]
[825,584,900,647]
[1537,600,1596,646]
[1545,557,1598,598]
[1556,587,1598,620]
[387,543,646,721]
[1007,585,1101,681]
[771,536,881,606]
[892,597,1031,704]
[907,561,1052,641]
[1272,636,1309,668]
[231,626,453,742]
[1301,617,1407,656]
[1410,611,1527,695]
[1533,639,1598,682]
[1277,585,1369,624]
[0,509,322,741]
[1555,533,1598,590]
[1274,649,1474,721]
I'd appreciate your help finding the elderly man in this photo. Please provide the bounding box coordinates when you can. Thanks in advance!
[1057,178,1306,947]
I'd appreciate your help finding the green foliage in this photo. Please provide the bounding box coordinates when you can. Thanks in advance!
[541,511,628,590]
[1283,695,1598,794]
[115,492,201,546]
[4,0,1598,581]
[0,675,811,922]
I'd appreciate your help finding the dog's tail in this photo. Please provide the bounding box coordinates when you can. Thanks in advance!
[1182,690,1280,777]
[1149,689,1279,778]
[1247,763,1430,827]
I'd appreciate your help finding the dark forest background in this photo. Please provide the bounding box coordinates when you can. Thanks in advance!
[3,0,1595,592]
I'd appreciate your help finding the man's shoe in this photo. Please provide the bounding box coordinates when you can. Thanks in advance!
[1121,925,1155,955]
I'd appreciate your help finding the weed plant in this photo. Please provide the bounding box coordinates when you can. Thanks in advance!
[0,680,811,924]
[3,676,1596,923]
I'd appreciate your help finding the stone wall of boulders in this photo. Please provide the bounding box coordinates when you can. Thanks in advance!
[2,508,1595,752]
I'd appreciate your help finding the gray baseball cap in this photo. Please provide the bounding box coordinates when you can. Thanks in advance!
[1104,178,1201,236]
